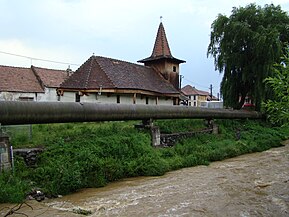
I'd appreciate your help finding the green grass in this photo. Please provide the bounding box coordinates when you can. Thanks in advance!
[1,119,288,203]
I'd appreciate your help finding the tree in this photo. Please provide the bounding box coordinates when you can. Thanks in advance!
[264,55,289,126]
[207,3,289,111]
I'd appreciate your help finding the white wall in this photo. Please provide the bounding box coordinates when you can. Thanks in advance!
[0,87,60,102]
[60,91,175,105]
[39,87,59,102]
[0,89,176,106]
[0,91,44,101]
[200,101,223,109]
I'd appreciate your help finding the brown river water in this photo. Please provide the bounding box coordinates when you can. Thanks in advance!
[1,141,289,217]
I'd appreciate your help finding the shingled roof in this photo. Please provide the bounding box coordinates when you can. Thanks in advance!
[32,66,70,88]
[181,85,209,96]
[138,22,185,64]
[0,65,44,93]
[60,55,180,95]
[0,65,70,93]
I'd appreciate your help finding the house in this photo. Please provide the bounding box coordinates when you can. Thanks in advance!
[181,85,211,107]
[0,65,70,101]
[57,22,185,105]
[181,84,223,108]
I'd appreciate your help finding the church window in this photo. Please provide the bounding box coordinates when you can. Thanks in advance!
[173,66,177,72]
[75,93,80,102]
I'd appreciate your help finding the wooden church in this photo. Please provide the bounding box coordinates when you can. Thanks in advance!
[57,22,185,105]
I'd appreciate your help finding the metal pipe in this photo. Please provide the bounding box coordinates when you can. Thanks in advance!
[0,101,263,125]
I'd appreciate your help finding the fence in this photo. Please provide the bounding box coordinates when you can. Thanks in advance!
[0,125,32,172]
[1,125,32,143]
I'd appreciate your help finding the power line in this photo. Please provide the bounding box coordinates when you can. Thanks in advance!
[0,50,80,66]
[182,77,210,89]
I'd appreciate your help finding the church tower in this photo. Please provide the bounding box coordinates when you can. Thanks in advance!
[138,22,185,90]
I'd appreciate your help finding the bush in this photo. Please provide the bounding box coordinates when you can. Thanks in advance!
[1,119,288,203]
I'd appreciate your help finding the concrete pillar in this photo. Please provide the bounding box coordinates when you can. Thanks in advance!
[212,124,219,134]
[0,134,12,171]
[150,126,161,147]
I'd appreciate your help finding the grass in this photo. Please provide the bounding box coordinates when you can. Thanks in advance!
[0,119,288,203]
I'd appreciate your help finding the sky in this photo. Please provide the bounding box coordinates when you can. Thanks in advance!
[1,0,289,97]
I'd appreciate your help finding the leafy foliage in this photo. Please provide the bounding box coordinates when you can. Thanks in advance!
[264,55,289,126]
[0,157,30,203]
[1,120,288,203]
[207,3,289,110]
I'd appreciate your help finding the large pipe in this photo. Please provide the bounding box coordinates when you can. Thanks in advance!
[0,101,263,125]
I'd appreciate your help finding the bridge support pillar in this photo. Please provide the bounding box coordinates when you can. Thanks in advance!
[212,124,219,134]
[135,119,161,147]
[206,119,219,134]
[0,130,12,172]
[150,126,161,147]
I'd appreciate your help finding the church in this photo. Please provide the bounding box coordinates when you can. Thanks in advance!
[57,22,185,105]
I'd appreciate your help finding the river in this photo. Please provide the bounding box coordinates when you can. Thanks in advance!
[1,141,288,217]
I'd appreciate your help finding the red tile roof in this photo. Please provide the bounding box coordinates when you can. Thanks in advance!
[60,55,180,95]
[0,65,44,93]
[181,85,209,96]
[138,22,185,64]
[32,66,70,88]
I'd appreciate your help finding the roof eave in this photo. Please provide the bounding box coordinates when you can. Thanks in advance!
[138,56,185,64]
[58,87,180,97]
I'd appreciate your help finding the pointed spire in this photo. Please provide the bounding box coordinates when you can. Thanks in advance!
[151,22,172,58]
[138,22,185,64]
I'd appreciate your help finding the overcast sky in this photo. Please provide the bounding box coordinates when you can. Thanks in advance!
[1,0,289,96]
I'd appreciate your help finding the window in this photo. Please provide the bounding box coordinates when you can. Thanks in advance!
[146,97,149,105]
[75,93,80,102]
[194,102,197,107]
[117,95,120,103]
[173,66,177,72]
[19,97,34,101]
[173,98,178,105]
[193,95,196,100]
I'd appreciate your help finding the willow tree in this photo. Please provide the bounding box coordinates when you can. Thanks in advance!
[207,3,289,110]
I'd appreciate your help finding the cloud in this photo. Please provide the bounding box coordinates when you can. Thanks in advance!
[0,38,81,70]
[1,0,289,93]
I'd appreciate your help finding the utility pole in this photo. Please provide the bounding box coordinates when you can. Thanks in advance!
[209,84,213,100]
[179,75,184,90]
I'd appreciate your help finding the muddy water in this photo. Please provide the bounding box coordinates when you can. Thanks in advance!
[1,142,289,217]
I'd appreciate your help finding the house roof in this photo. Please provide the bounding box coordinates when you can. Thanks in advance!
[181,85,209,96]
[59,55,180,95]
[32,66,70,88]
[0,65,44,93]
[138,22,185,64]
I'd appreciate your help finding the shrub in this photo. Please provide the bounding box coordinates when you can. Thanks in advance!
[1,119,288,203]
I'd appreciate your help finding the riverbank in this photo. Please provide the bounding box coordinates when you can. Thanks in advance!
[1,119,289,203]
[1,140,288,216]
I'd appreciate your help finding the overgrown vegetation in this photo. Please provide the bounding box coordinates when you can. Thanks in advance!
[1,119,288,203]
[264,55,289,126]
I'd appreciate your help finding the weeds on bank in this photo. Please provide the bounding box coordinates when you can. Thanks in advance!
[1,119,288,203]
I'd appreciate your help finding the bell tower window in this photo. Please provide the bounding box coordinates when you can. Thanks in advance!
[173,66,177,72]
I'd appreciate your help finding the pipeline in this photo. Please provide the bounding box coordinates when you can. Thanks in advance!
[0,101,263,125]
